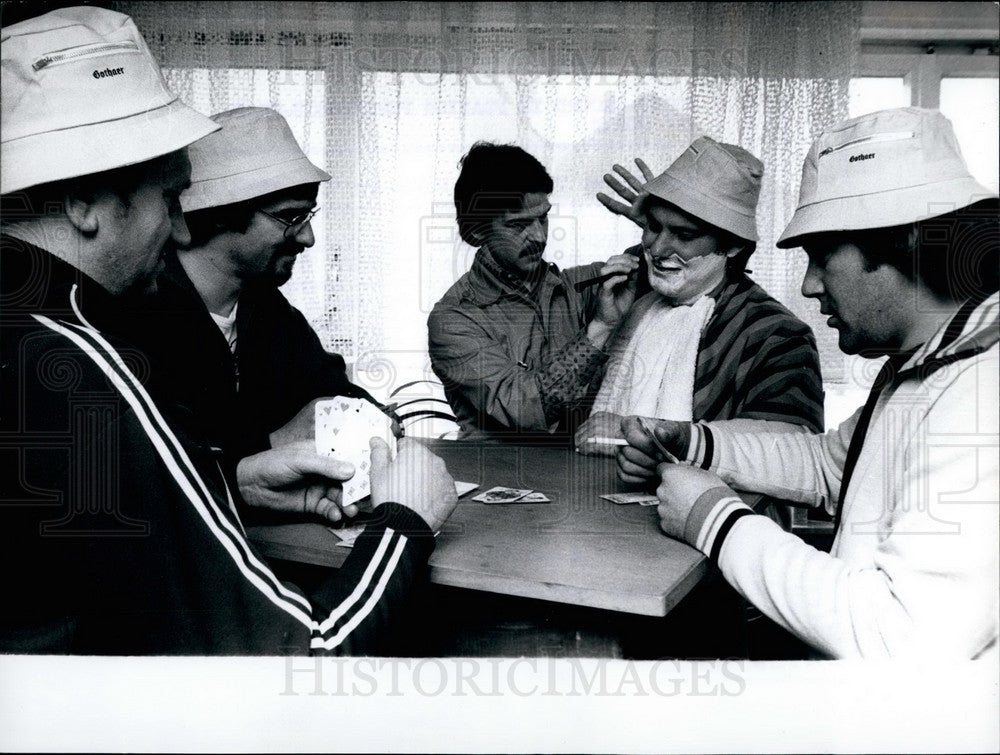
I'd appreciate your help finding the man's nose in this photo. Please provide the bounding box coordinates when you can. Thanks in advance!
[170,205,191,248]
[293,221,315,248]
[526,219,546,244]
[800,259,824,298]
[646,231,675,258]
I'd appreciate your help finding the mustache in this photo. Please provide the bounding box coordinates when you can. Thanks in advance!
[273,242,305,258]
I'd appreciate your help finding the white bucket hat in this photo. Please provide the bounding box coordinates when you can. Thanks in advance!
[778,107,997,248]
[1,6,218,195]
[181,107,331,212]
[642,136,763,242]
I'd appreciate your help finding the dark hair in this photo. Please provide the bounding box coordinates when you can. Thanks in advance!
[639,195,757,279]
[844,200,999,301]
[453,142,553,246]
[183,182,319,247]
[1,153,176,221]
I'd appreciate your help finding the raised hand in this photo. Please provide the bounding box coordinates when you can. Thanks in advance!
[596,158,656,228]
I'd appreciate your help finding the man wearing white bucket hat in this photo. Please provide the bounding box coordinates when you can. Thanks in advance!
[618,108,999,659]
[577,137,825,659]
[1,7,457,654]
[576,137,824,454]
[133,107,387,470]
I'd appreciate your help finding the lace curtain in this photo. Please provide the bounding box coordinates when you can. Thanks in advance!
[114,0,860,395]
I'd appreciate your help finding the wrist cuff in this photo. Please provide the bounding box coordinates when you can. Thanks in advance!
[683,485,754,561]
[686,422,715,469]
[363,502,435,539]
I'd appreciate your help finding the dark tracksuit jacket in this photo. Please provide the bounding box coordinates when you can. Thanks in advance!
[135,248,379,464]
[0,236,432,655]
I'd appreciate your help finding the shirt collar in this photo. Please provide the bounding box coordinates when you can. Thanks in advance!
[460,246,561,307]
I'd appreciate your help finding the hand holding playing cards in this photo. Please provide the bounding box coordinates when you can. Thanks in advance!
[575,410,625,456]
[269,396,402,449]
[617,416,691,485]
[236,441,360,523]
[369,437,458,533]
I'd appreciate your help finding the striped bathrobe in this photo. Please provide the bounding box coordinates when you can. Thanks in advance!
[601,272,825,432]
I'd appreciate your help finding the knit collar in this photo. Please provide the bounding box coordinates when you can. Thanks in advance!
[900,291,999,375]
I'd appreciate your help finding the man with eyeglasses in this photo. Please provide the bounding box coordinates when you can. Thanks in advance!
[135,106,384,477]
[2,8,457,655]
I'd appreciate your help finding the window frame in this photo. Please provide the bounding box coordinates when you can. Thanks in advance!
[859,50,998,108]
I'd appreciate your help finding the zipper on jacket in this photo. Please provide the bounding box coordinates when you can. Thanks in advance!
[818,131,914,158]
[32,40,139,72]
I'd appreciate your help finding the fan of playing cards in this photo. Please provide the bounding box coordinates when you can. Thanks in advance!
[314,397,396,506]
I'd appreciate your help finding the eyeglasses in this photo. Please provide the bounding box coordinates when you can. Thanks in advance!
[257,206,320,238]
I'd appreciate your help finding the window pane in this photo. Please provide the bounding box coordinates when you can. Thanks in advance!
[940,77,1000,193]
[848,77,907,118]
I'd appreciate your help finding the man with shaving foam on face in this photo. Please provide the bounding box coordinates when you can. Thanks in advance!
[577,137,824,455]
[619,108,999,659]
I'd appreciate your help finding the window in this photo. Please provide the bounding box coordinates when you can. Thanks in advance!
[848,77,908,117]
[940,77,1000,193]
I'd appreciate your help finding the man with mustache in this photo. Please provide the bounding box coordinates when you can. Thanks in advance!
[428,141,639,441]
[620,108,999,659]
[136,107,384,469]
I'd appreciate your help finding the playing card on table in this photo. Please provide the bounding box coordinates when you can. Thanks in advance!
[455,481,480,498]
[473,486,533,504]
[600,492,660,506]
[315,397,396,506]
[518,492,551,503]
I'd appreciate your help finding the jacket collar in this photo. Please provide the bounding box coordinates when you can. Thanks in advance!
[460,246,562,307]
[0,233,124,327]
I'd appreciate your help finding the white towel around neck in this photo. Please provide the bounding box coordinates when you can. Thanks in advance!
[592,294,715,421]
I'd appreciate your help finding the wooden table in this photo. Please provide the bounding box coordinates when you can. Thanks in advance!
[248,439,725,618]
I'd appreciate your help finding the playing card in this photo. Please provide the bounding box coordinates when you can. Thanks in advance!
[472,486,532,504]
[315,397,396,505]
[329,479,480,548]
[455,481,480,498]
[600,492,660,506]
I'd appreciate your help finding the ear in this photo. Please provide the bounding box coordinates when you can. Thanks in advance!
[466,220,490,246]
[63,192,101,236]
[721,243,744,259]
